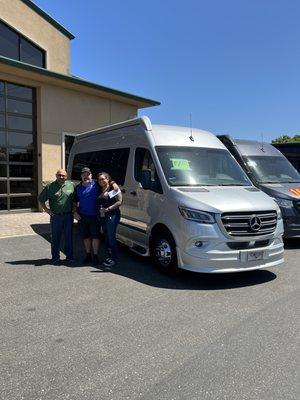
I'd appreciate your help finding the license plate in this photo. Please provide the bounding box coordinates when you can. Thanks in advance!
[247,250,264,261]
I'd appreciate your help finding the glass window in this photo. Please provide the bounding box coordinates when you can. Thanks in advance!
[8,131,33,147]
[0,130,6,146]
[10,196,35,210]
[0,197,8,210]
[8,115,33,132]
[0,181,7,194]
[0,82,4,94]
[0,96,5,112]
[9,148,33,163]
[20,37,44,68]
[134,148,162,192]
[243,156,300,184]
[156,146,251,187]
[0,147,7,161]
[0,164,7,177]
[0,22,19,59]
[10,180,35,194]
[71,148,130,185]
[7,99,32,115]
[7,84,33,100]
[0,113,5,129]
[9,164,33,178]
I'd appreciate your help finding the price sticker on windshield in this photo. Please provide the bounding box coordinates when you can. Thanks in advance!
[170,158,191,171]
[289,188,300,196]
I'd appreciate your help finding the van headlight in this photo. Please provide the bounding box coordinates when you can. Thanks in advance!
[179,207,215,224]
[274,197,293,208]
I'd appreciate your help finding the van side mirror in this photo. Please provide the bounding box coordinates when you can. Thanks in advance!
[140,170,151,189]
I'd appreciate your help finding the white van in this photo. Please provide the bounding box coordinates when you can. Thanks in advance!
[68,117,284,274]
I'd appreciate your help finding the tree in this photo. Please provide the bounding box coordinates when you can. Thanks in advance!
[272,134,300,144]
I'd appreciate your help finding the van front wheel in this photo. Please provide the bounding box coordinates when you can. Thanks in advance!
[151,232,180,275]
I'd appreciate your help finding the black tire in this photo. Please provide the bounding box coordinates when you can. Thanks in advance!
[151,230,180,275]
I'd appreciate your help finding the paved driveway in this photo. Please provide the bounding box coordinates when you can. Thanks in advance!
[0,233,299,400]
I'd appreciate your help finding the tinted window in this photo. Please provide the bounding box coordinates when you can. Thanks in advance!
[9,148,33,163]
[0,22,19,59]
[0,146,7,161]
[8,115,32,131]
[0,130,5,146]
[0,21,45,68]
[10,180,34,194]
[0,181,7,194]
[0,164,7,177]
[0,113,5,129]
[9,164,33,178]
[0,197,7,210]
[10,196,35,210]
[72,148,130,185]
[0,96,4,112]
[7,83,33,100]
[135,148,162,192]
[7,99,33,115]
[8,131,33,147]
[20,37,44,68]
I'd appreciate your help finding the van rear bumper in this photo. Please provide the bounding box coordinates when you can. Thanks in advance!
[177,238,284,273]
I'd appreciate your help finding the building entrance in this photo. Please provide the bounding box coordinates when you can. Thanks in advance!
[0,81,37,211]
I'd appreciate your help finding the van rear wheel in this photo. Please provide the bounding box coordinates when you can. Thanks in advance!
[151,231,180,275]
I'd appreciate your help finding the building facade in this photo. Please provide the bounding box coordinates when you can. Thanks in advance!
[0,0,159,212]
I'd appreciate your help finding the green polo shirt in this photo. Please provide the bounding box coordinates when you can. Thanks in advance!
[38,180,74,213]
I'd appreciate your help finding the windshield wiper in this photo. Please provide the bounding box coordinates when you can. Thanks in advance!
[218,183,247,186]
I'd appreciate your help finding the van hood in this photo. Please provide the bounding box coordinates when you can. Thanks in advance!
[259,182,300,200]
[171,186,278,214]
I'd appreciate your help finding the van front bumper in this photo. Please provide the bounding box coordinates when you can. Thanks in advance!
[177,237,284,273]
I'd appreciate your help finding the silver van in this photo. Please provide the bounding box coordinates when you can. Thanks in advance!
[218,136,300,238]
[68,117,284,274]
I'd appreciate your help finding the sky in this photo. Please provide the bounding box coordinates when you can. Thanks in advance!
[35,0,300,142]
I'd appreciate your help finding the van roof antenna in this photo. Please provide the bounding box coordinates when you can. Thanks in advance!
[189,113,194,142]
[261,133,265,152]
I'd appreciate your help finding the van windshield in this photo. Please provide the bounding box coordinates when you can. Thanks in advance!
[156,146,252,186]
[243,156,300,184]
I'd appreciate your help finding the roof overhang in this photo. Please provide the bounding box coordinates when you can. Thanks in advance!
[0,56,160,108]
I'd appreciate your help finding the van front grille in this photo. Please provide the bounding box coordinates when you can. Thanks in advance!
[221,211,277,237]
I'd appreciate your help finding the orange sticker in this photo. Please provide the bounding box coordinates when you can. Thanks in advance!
[289,188,300,196]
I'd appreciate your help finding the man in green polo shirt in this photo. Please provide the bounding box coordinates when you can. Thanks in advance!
[38,169,74,264]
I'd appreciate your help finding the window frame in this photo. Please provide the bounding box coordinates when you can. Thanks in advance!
[0,19,46,68]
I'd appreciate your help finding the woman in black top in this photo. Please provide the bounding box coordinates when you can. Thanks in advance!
[97,172,122,267]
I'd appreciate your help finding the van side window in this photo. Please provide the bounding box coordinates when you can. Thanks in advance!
[134,148,162,193]
[71,148,130,184]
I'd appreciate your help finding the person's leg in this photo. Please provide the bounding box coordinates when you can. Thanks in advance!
[79,216,92,263]
[64,213,74,260]
[83,238,92,254]
[105,214,120,262]
[50,214,63,261]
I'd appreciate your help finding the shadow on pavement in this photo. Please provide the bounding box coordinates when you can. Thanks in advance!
[284,238,300,250]
[5,223,277,291]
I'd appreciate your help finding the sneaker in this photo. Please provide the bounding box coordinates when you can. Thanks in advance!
[51,258,61,265]
[92,255,100,266]
[82,253,92,264]
[103,258,116,267]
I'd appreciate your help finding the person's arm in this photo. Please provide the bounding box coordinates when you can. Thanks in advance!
[38,185,53,216]
[105,184,122,211]
[72,186,81,221]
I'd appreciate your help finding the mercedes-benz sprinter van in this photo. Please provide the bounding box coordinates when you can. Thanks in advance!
[218,136,300,238]
[68,117,284,274]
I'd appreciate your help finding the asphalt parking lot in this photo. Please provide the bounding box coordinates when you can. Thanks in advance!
[0,232,299,400]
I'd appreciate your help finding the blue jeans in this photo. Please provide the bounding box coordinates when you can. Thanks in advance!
[50,213,73,260]
[102,213,120,261]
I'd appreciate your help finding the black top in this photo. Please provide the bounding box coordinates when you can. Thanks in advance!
[97,183,121,220]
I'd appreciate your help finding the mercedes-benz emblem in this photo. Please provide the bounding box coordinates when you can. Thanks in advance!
[249,215,262,231]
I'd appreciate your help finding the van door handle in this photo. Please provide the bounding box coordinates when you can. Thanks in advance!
[121,189,126,193]
[130,191,137,196]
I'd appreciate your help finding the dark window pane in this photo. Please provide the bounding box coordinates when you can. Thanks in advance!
[0,181,8,194]
[0,130,6,146]
[0,147,7,161]
[20,37,44,68]
[0,164,7,177]
[9,148,33,162]
[0,81,4,94]
[8,131,33,147]
[10,180,35,194]
[7,99,32,115]
[9,165,33,178]
[7,84,33,100]
[0,22,19,60]
[0,197,8,210]
[10,196,35,210]
[0,96,4,112]
[0,113,5,128]
[8,115,32,131]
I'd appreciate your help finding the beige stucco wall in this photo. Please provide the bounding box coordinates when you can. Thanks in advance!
[0,0,71,74]
[40,84,137,184]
